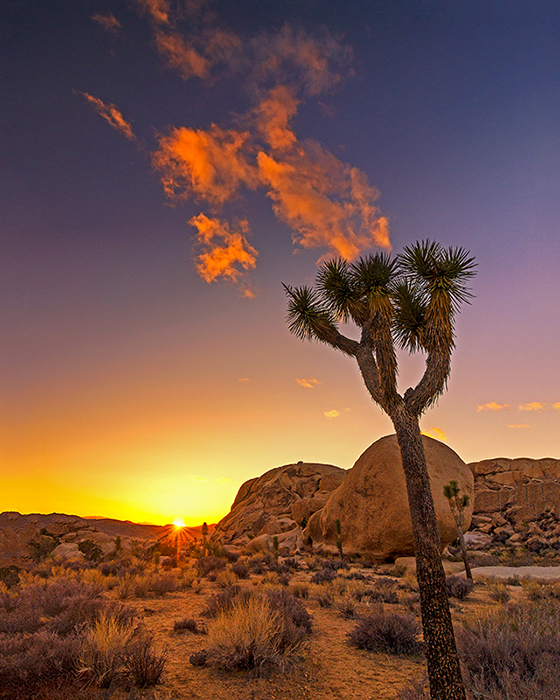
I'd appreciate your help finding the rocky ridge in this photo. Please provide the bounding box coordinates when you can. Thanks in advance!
[0,512,204,566]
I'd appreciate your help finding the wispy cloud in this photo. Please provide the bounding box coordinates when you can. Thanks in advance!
[518,402,544,412]
[238,377,250,382]
[324,409,340,418]
[554,402,560,410]
[296,377,320,388]
[135,0,171,25]
[84,5,391,288]
[91,13,121,34]
[508,424,531,429]
[421,427,447,441]
[79,93,136,140]
[477,402,510,412]
[250,25,353,97]
[190,213,258,283]
[154,31,210,79]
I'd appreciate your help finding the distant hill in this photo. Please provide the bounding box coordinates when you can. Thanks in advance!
[0,512,215,564]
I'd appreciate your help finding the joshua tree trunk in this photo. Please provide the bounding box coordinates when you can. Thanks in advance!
[392,408,466,700]
[456,526,472,581]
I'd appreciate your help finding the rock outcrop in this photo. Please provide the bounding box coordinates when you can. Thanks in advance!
[459,457,560,556]
[304,435,474,561]
[469,457,560,521]
[213,462,346,551]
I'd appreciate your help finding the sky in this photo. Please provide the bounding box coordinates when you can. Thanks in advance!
[1,0,559,526]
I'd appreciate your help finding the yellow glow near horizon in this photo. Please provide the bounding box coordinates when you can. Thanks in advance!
[173,517,186,527]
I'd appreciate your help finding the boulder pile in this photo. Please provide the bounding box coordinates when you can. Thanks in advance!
[467,505,560,555]
[212,462,346,553]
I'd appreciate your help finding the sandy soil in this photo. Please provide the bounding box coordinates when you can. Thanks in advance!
[104,566,529,700]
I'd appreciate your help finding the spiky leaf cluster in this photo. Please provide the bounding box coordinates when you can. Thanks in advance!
[285,241,475,355]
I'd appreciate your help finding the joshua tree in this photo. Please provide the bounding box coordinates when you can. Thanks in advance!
[444,480,472,580]
[284,240,476,700]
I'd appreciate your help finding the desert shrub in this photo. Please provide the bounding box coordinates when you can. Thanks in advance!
[345,572,368,581]
[347,609,422,655]
[173,617,205,634]
[265,589,312,634]
[201,585,244,618]
[322,558,349,571]
[262,571,280,585]
[337,599,357,619]
[289,582,309,599]
[0,566,21,589]
[310,568,336,584]
[457,600,560,700]
[215,569,238,588]
[0,631,82,690]
[123,630,167,687]
[368,578,399,604]
[277,572,291,586]
[446,575,474,600]
[401,592,420,612]
[78,540,103,562]
[316,588,334,608]
[149,572,178,596]
[522,580,560,601]
[205,591,310,670]
[80,568,116,593]
[346,581,368,601]
[468,552,500,568]
[78,612,135,688]
[304,555,321,571]
[487,581,510,603]
[197,555,226,578]
[46,598,126,636]
[231,562,249,578]
[282,557,300,570]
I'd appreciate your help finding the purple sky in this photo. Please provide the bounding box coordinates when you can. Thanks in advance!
[1,0,559,524]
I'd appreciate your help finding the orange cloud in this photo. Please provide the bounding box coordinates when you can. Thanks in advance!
[79,93,136,140]
[153,125,257,205]
[421,427,447,441]
[252,25,352,96]
[508,424,531,429]
[237,377,250,382]
[239,285,257,299]
[255,86,299,151]
[554,403,560,410]
[257,143,390,259]
[135,0,170,25]
[91,13,121,34]
[154,31,210,80]
[519,402,544,412]
[324,409,340,418]
[296,378,320,389]
[190,213,258,283]
[476,402,510,412]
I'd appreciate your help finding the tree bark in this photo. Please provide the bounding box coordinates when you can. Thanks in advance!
[392,409,466,700]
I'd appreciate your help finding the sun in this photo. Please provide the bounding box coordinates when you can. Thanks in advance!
[172,517,186,528]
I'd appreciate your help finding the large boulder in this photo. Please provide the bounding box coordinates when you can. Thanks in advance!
[213,462,346,550]
[305,434,473,561]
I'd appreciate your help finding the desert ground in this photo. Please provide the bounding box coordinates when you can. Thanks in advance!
[4,548,558,700]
